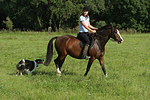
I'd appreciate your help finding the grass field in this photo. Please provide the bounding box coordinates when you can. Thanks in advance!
[0,31,149,100]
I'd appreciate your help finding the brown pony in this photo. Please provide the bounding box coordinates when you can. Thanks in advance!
[44,24,124,77]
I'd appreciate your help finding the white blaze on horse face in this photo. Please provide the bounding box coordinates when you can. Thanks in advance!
[57,67,61,74]
[117,29,124,43]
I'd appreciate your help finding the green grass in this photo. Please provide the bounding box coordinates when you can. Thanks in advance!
[0,31,149,100]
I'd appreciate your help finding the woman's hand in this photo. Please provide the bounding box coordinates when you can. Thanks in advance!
[91,30,96,33]
[95,28,98,30]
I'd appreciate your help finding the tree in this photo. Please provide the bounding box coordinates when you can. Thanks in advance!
[0,0,150,32]
[104,0,150,32]
[30,0,49,30]
[49,0,83,31]
[85,0,106,27]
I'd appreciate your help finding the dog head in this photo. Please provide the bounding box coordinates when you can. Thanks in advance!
[19,59,25,66]
[35,59,44,65]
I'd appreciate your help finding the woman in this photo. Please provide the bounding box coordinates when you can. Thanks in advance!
[77,6,98,59]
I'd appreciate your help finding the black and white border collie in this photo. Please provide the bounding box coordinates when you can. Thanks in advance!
[16,59,44,76]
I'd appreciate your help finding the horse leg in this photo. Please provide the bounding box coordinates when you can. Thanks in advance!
[99,57,107,77]
[54,55,66,75]
[58,58,66,72]
[84,57,95,76]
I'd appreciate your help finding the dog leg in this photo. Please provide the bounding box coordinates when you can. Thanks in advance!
[19,71,23,76]
[25,69,31,75]
[16,70,19,76]
[20,72,23,76]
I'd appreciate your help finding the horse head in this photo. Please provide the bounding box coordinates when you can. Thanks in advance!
[110,25,124,44]
[96,24,124,44]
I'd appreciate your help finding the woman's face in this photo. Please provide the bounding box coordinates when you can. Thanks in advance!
[83,11,89,17]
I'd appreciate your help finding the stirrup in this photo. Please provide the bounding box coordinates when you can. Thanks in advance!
[84,55,91,60]
[85,56,91,60]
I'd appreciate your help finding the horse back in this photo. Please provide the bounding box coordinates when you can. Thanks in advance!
[55,35,82,58]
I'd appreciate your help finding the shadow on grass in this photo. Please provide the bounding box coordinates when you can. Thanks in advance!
[9,70,77,76]
[61,70,77,76]
[32,70,77,76]
[31,71,55,76]
[8,71,27,76]
[8,73,17,76]
[8,71,55,76]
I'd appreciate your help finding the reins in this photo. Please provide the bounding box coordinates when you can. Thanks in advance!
[95,33,107,39]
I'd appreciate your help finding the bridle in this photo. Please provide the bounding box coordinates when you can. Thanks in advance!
[96,26,120,41]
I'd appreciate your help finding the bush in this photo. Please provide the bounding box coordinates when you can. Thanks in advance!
[95,21,107,28]
[3,16,13,31]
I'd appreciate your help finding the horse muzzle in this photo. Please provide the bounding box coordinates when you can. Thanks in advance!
[118,39,124,44]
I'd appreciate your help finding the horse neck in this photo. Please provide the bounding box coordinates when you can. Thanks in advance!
[95,29,111,47]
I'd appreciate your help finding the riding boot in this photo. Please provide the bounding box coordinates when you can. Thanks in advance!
[82,44,91,59]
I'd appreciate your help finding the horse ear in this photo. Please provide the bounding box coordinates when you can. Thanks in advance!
[111,24,113,28]
[110,23,116,27]
[111,23,116,28]
[111,24,114,31]
[113,23,117,28]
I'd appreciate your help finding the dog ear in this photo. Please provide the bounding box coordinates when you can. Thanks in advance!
[22,59,25,63]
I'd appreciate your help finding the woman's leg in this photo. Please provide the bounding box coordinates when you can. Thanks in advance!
[77,33,91,59]
[77,33,90,44]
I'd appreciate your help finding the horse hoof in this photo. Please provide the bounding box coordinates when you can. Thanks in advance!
[105,74,108,77]
[56,68,61,74]
[84,74,87,76]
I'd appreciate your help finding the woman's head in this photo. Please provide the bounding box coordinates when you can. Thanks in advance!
[82,6,89,17]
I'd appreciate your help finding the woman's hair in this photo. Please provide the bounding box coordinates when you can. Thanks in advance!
[80,6,89,17]
[83,6,89,12]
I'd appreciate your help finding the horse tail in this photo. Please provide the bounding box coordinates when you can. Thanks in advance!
[44,37,58,66]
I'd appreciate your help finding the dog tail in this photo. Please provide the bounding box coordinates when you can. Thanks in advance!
[44,37,58,66]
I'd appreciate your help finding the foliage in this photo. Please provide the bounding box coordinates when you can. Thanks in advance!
[95,21,107,28]
[49,0,83,31]
[3,16,13,31]
[0,0,150,32]
[86,0,105,14]
[104,0,150,32]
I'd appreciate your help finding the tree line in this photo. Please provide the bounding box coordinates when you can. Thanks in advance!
[0,0,150,32]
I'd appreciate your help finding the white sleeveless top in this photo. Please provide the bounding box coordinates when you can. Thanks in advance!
[79,15,90,33]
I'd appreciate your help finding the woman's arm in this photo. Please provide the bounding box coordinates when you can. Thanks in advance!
[81,21,96,33]
[88,22,98,30]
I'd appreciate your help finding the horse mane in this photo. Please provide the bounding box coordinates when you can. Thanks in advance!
[97,24,117,32]
[97,24,112,31]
